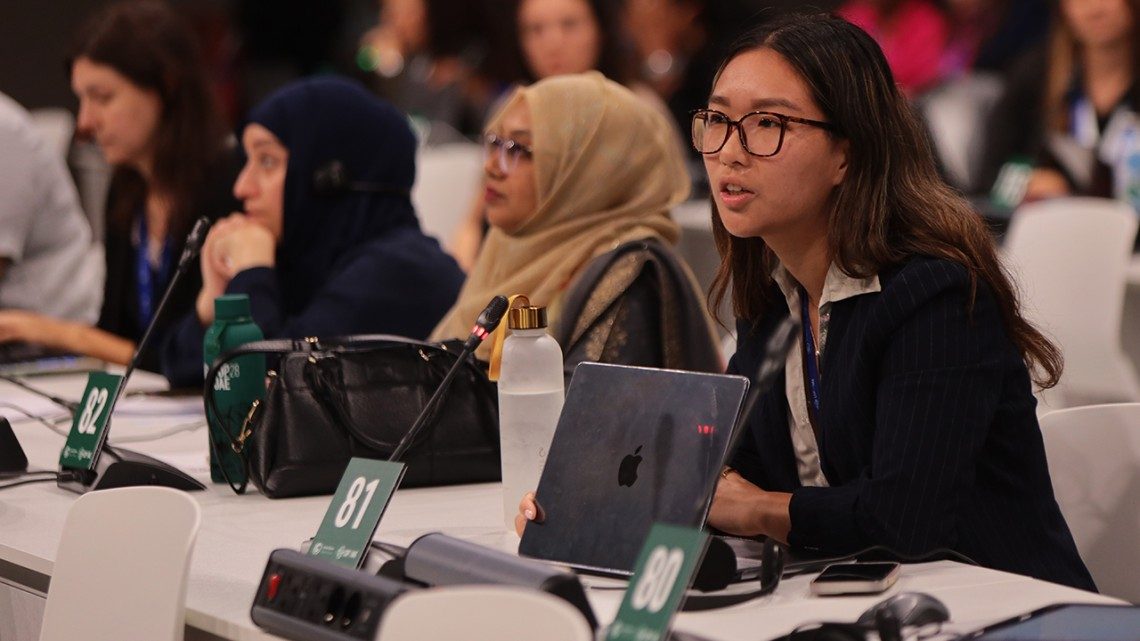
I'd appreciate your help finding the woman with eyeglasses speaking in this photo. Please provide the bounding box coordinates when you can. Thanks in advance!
[430,71,721,378]
[516,14,1096,592]
[698,14,1094,590]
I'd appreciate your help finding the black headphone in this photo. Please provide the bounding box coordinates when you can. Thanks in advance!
[311,160,410,197]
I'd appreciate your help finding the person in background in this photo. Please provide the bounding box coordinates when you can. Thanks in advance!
[0,92,102,325]
[431,72,722,379]
[448,0,674,271]
[0,0,237,370]
[1020,0,1140,208]
[941,0,1050,77]
[514,0,634,84]
[162,77,464,386]
[519,14,1095,592]
[622,0,756,138]
[359,0,525,142]
[837,0,951,96]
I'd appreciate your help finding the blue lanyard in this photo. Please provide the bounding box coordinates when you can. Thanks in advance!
[1071,96,1099,148]
[135,214,172,330]
[799,286,822,415]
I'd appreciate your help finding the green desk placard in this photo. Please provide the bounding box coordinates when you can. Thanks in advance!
[607,524,710,641]
[58,372,122,471]
[310,457,406,569]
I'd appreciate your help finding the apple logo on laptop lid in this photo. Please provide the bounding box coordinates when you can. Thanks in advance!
[618,445,643,487]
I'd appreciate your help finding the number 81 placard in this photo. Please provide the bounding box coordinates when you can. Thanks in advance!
[309,457,406,569]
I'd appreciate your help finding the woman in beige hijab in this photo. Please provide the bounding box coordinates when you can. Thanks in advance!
[431,71,720,376]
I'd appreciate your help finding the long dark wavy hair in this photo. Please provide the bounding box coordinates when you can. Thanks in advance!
[67,0,227,242]
[707,13,1063,388]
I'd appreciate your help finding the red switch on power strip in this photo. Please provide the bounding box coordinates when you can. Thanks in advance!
[266,574,282,601]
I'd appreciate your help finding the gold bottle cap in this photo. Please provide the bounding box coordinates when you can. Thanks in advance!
[507,305,547,330]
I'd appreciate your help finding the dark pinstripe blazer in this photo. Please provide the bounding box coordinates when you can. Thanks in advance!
[728,257,1096,591]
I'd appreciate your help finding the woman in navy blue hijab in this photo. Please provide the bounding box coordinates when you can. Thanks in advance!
[162,77,464,385]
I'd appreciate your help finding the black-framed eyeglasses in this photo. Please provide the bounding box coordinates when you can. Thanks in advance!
[482,132,533,174]
[690,109,835,157]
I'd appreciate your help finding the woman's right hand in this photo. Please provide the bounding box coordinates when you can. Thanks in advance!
[196,214,244,325]
[514,491,545,536]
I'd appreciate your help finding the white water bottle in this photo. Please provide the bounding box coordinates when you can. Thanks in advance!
[498,304,564,531]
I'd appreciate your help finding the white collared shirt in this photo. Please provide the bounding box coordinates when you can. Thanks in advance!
[771,263,881,487]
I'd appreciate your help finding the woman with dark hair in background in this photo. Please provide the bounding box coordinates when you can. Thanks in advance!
[1019,0,1140,206]
[0,0,237,370]
[514,0,634,84]
[520,14,1094,591]
[162,77,464,386]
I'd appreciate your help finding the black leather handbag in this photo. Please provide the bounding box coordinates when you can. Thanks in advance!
[204,335,500,498]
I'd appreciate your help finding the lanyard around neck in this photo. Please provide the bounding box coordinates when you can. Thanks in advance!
[799,286,822,416]
[135,214,173,331]
[1071,96,1100,148]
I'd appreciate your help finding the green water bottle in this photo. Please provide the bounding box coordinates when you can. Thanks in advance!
[203,294,265,484]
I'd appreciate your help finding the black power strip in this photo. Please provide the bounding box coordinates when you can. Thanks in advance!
[251,549,411,641]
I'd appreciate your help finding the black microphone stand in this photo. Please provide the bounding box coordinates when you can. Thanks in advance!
[680,315,798,609]
[58,217,214,494]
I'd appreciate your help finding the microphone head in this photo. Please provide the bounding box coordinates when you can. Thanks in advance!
[476,295,510,334]
[186,216,212,246]
[177,216,213,267]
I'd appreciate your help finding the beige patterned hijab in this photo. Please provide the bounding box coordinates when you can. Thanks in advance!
[431,72,689,357]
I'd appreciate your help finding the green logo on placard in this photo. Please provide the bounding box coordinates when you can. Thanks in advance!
[310,457,406,569]
[607,524,709,641]
[59,372,122,471]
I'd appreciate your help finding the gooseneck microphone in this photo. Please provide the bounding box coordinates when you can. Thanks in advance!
[59,215,214,494]
[389,295,509,462]
[113,215,212,405]
[463,295,511,351]
[680,315,798,608]
[724,316,798,463]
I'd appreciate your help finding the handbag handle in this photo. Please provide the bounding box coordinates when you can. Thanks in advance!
[301,353,454,454]
[203,334,475,494]
[206,334,453,360]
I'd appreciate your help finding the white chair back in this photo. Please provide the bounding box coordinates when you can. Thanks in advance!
[918,73,1004,193]
[411,142,484,242]
[375,586,594,641]
[1002,197,1140,409]
[1040,403,1140,603]
[39,486,202,641]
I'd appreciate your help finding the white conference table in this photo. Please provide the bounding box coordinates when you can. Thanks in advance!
[0,371,1123,641]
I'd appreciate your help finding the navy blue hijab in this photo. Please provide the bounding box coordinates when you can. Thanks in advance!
[247,77,420,313]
